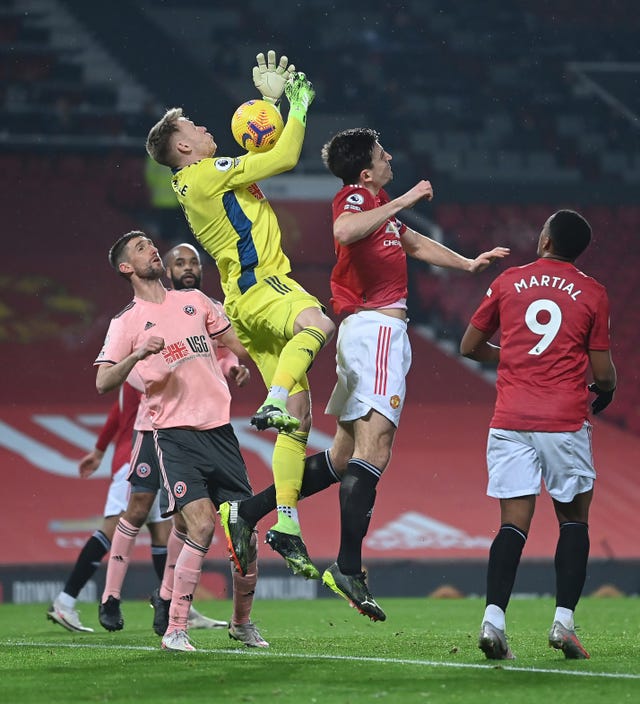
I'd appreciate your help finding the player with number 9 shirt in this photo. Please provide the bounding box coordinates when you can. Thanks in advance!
[460,209,617,661]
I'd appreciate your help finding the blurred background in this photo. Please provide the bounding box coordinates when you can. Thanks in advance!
[1,0,639,608]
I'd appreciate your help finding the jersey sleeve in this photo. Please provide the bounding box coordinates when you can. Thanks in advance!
[588,287,612,350]
[95,316,134,366]
[185,118,305,197]
[207,297,239,376]
[201,292,231,338]
[332,186,375,220]
[332,186,407,235]
[470,275,502,335]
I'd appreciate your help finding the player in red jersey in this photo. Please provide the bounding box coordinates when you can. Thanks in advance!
[314,127,509,621]
[95,231,265,651]
[47,382,171,633]
[460,209,616,660]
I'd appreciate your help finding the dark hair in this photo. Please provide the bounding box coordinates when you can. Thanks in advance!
[146,107,184,167]
[321,127,379,184]
[547,210,591,260]
[108,230,147,277]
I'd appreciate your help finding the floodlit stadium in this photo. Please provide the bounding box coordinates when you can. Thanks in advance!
[1,1,639,700]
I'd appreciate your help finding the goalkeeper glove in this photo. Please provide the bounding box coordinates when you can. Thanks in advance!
[252,50,295,106]
[285,72,315,125]
[588,382,615,414]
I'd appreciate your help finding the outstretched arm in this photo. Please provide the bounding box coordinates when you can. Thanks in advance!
[216,73,315,188]
[402,228,510,272]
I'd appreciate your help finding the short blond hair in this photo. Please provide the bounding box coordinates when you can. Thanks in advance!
[146,107,184,167]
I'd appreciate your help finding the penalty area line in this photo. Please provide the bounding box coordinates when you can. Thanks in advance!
[3,640,640,680]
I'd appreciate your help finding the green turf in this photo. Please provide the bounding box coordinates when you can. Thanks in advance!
[1,596,638,703]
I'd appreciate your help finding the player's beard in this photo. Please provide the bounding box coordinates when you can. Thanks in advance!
[138,262,165,280]
[171,272,201,290]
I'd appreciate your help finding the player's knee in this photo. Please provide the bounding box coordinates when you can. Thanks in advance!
[188,518,215,549]
[297,408,312,433]
[356,449,390,473]
[320,316,336,342]
[126,493,154,526]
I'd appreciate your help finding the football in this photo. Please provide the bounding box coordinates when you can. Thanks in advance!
[230,99,284,153]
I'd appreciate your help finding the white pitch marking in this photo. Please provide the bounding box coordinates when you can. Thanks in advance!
[5,641,640,680]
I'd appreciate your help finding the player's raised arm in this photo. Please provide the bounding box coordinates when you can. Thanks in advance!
[252,50,295,106]
[227,71,315,185]
[284,71,315,126]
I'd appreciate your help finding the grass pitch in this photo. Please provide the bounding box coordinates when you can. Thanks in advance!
[1,596,638,703]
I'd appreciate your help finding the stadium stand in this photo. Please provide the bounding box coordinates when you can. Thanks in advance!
[4,0,639,189]
[2,0,637,432]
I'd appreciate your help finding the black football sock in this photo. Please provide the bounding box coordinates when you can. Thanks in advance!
[485,523,527,611]
[300,450,341,497]
[63,531,110,598]
[336,459,381,575]
[151,544,168,581]
[555,521,590,610]
[239,450,340,526]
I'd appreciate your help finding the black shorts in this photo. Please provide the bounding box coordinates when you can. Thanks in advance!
[127,430,161,494]
[155,424,253,517]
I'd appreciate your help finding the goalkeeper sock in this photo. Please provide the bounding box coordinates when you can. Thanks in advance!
[271,430,308,509]
[270,326,327,392]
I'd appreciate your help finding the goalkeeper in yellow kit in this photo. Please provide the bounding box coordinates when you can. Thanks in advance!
[145,52,335,579]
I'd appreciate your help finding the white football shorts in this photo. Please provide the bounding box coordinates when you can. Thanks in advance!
[325,311,411,426]
[486,422,595,503]
[103,463,131,517]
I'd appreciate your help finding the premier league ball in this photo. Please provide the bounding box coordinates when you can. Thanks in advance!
[230,99,284,153]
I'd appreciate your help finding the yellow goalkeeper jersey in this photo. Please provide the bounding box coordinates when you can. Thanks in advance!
[171,117,305,300]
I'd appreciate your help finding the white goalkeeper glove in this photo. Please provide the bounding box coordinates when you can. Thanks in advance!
[252,50,295,106]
